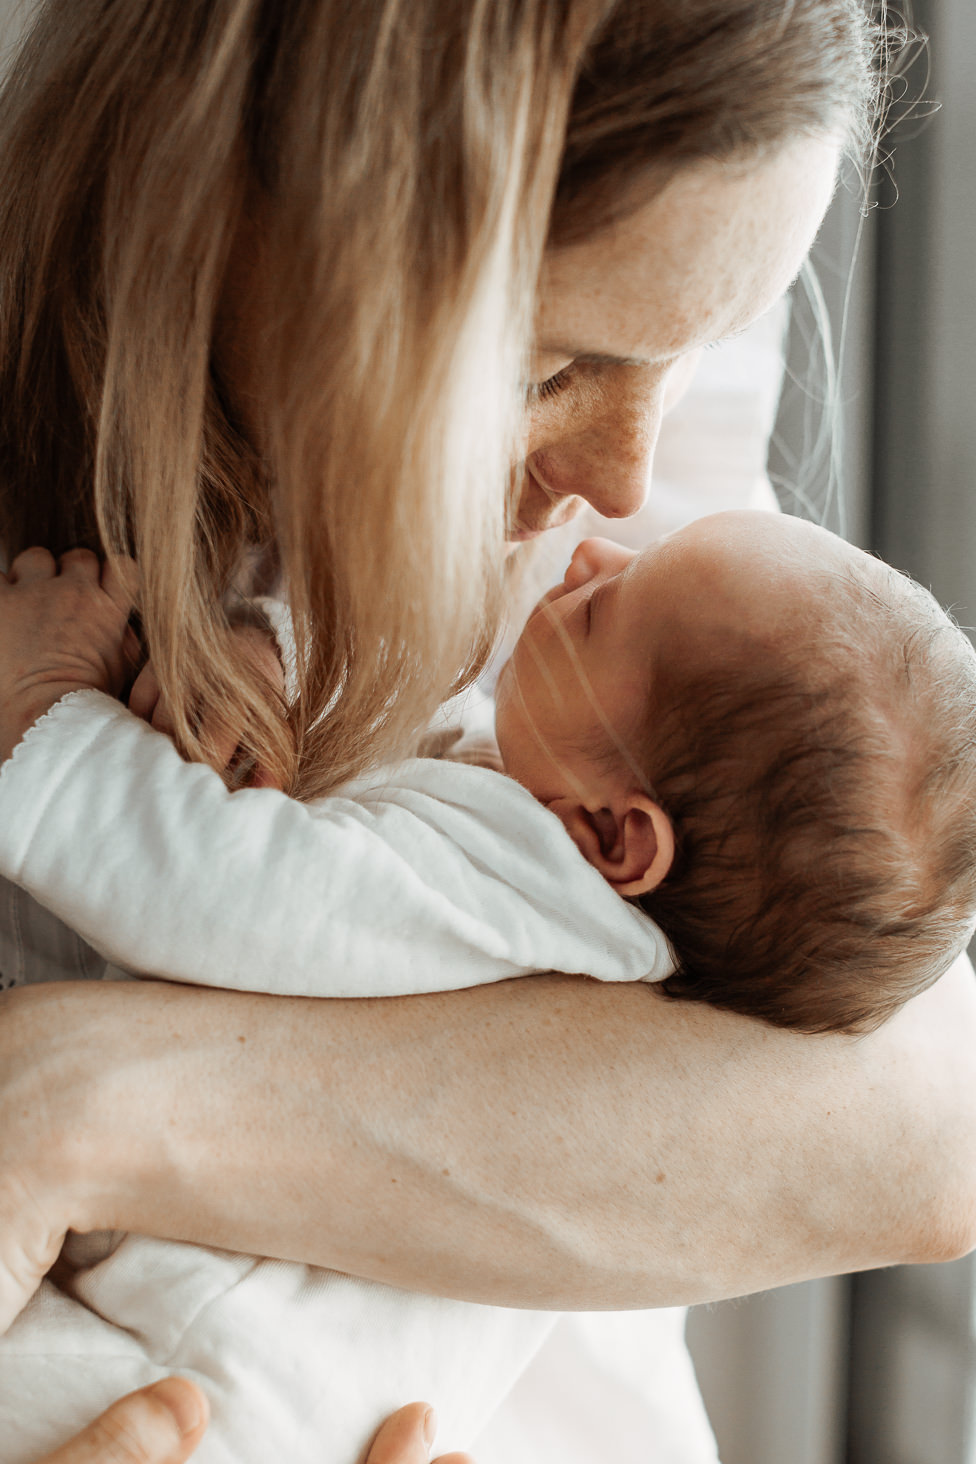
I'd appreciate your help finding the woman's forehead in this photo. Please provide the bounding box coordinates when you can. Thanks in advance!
[534,136,839,367]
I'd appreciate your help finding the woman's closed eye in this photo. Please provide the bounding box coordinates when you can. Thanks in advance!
[528,362,575,403]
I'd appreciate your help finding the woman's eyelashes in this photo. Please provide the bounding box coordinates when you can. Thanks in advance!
[528,362,576,403]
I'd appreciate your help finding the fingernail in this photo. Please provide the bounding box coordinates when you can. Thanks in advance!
[150,1378,207,1437]
[423,1407,438,1448]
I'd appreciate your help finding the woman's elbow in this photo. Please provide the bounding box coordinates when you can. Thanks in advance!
[879,955,976,1265]
[907,1149,976,1265]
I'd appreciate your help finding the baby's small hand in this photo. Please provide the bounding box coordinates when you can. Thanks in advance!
[129,624,287,789]
[445,735,506,774]
[0,548,138,764]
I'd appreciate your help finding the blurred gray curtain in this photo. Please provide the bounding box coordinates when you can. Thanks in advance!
[848,0,976,1456]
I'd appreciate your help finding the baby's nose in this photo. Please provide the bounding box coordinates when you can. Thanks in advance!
[564,539,605,590]
[564,537,628,591]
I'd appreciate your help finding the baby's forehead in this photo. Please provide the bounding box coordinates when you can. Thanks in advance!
[635,512,894,679]
[662,511,876,605]
[672,509,855,568]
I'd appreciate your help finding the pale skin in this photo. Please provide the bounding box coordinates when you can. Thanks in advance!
[5,134,976,1463]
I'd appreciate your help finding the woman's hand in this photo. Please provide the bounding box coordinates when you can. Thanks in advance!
[31,1385,473,1464]
[0,547,137,764]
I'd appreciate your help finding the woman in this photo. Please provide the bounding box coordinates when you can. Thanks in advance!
[2,0,975,1458]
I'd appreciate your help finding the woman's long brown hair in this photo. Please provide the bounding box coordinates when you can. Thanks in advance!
[0,0,884,796]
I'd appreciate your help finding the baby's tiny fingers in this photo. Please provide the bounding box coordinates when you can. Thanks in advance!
[7,546,56,583]
[129,664,162,724]
[58,547,101,582]
[151,698,179,741]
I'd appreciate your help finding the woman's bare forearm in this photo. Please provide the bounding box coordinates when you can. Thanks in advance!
[8,956,976,1311]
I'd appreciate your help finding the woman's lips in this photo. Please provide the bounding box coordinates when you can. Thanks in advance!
[507,508,581,543]
[506,469,582,543]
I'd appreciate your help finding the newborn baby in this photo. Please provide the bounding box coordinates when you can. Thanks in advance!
[495,508,976,1032]
[7,511,975,1037]
[1,508,975,1463]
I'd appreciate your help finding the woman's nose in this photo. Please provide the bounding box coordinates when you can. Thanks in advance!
[529,369,664,520]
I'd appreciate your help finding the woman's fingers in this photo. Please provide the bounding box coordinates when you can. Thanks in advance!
[365,1404,436,1464]
[365,1403,475,1464]
[35,1379,209,1464]
[34,1393,470,1464]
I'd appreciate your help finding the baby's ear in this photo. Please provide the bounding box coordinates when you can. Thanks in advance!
[546,793,674,896]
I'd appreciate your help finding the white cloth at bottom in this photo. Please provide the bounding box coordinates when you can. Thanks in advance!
[475,1310,721,1464]
[3,1228,557,1464]
[0,861,559,1464]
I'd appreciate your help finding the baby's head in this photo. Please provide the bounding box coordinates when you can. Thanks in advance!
[495,510,976,1033]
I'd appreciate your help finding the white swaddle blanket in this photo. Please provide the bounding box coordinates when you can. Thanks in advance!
[0,690,674,1464]
[0,691,673,997]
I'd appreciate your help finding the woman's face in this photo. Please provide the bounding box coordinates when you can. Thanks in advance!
[510,134,840,544]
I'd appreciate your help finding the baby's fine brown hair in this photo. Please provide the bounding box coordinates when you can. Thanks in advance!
[637,560,976,1034]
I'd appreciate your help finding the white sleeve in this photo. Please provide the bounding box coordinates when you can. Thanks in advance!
[0,691,671,997]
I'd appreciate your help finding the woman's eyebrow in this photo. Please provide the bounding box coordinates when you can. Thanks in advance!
[539,346,652,369]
